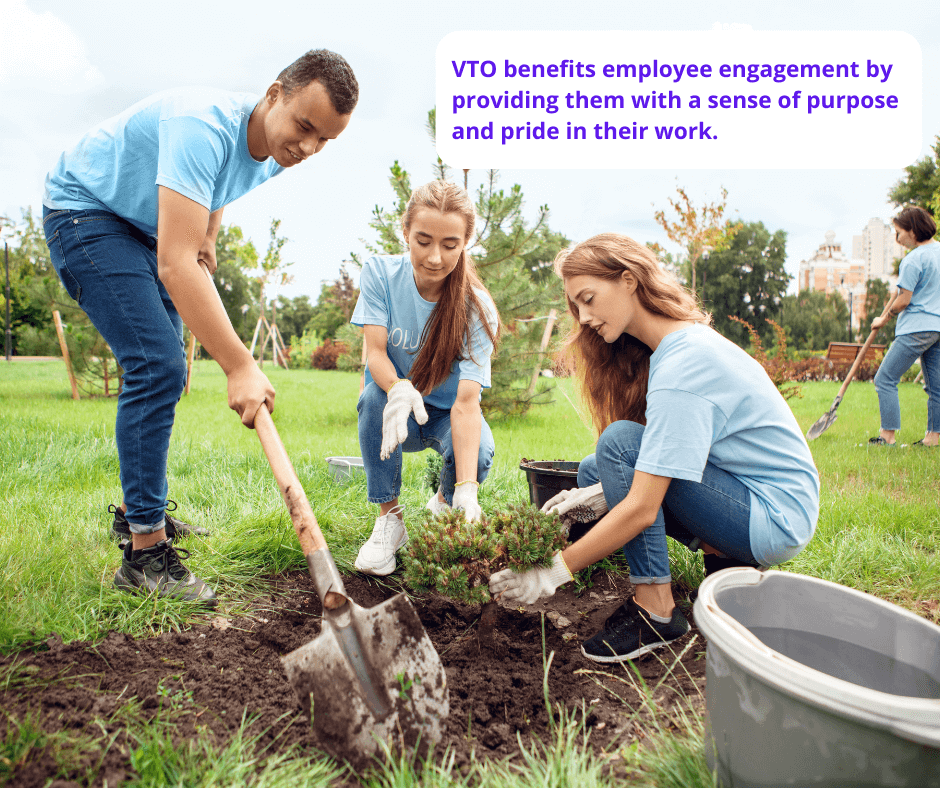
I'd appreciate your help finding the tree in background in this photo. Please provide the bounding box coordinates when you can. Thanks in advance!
[273,295,315,343]
[1,209,61,355]
[861,278,895,346]
[354,111,569,418]
[251,219,293,364]
[305,265,359,340]
[1,209,120,392]
[652,183,741,295]
[888,134,940,218]
[214,224,260,341]
[776,290,850,351]
[700,221,790,347]
[216,222,319,345]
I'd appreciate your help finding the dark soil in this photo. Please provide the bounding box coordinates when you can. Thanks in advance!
[0,569,706,786]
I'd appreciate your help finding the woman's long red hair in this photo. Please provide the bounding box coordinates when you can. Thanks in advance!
[555,233,709,434]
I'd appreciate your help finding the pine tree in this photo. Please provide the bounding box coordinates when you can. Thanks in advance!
[2,209,118,393]
[352,111,569,418]
[402,504,567,648]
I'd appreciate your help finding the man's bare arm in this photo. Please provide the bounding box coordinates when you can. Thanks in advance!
[157,187,273,426]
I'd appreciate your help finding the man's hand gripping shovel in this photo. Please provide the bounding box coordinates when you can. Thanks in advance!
[199,262,448,768]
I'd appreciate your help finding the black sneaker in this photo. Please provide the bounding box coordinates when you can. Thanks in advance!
[114,540,217,607]
[109,500,208,544]
[581,597,690,663]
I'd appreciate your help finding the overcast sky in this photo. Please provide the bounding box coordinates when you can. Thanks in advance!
[1,0,938,300]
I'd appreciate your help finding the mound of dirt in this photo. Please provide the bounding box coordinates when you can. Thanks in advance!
[0,569,705,786]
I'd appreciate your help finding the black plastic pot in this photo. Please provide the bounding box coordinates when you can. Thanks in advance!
[519,460,601,543]
[519,460,581,509]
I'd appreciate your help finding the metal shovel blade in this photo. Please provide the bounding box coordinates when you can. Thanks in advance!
[806,407,838,440]
[281,592,448,770]
[806,395,843,440]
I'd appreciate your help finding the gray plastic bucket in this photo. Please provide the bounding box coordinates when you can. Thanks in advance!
[325,456,364,483]
[694,568,940,788]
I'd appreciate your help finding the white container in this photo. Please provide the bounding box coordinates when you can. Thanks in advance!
[325,456,364,483]
[694,568,940,788]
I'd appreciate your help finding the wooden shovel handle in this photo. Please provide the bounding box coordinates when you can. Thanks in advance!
[195,261,343,604]
[253,405,327,555]
[836,326,880,399]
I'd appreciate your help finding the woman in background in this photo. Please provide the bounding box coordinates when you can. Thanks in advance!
[870,205,940,447]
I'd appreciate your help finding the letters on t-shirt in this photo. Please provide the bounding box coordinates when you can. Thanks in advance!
[388,327,422,352]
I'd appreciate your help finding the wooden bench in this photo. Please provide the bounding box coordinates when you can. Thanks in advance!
[824,342,886,365]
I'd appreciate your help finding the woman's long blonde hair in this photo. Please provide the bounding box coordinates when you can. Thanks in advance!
[555,233,709,434]
[404,180,501,394]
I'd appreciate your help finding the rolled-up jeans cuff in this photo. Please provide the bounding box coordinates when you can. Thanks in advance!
[126,517,167,536]
[367,493,401,505]
[629,573,672,585]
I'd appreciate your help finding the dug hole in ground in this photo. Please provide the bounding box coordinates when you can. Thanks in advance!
[0,566,705,785]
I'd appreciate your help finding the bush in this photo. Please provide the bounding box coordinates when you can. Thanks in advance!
[729,316,803,400]
[722,316,886,395]
[14,325,60,357]
[901,363,921,384]
[402,504,567,607]
[310,338,348,371]
[423,452,444,492]
[781,355,881,383]
[287,328,322,370]
[334,324,365,373]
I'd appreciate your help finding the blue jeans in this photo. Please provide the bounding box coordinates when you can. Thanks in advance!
[357,381,495,504]
[873,331,940,433]
[43,208,186,534]
[579,421,758,584]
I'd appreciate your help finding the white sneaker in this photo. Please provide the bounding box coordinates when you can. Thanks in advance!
[354,512,408,576]
[426,489,451,516]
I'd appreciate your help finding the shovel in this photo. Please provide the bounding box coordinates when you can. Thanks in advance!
[806,324,882,440]
[197,262,448,767]
[254,403,448,768]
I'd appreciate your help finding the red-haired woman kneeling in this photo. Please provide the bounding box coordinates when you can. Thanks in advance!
[490,233,819,663]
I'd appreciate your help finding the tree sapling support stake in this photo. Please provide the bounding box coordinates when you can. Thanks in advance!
[52,310,80,400]
[185,331,197,394]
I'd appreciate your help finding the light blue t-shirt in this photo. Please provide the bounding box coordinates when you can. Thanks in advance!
[43,88,283,236]
[896,242,940,335]
[351,255,497,410]
[636,324,820,566]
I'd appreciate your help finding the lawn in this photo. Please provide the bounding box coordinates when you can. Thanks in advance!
[0,359,937,786]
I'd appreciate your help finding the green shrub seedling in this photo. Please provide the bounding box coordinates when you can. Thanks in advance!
[402,503,567,649]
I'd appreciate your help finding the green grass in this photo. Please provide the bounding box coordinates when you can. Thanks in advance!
[785,380,940,609]
[0,360,595,648]
[1,359,938,785]
[123,709,344,788]
[1,359,937,636]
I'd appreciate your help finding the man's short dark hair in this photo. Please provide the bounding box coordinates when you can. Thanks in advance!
[894,204,937,243]
[277,49,359,115]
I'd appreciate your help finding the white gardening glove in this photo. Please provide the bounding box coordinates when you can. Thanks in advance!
[380,380,428,460]
[541,482,608,518]
[452,482,482,522]
[489,552,574,605]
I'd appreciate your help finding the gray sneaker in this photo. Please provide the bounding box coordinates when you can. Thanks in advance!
[114,540,217,607]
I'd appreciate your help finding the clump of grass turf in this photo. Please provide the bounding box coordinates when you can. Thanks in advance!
[402,504,567,648]
[577,636,715,788]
